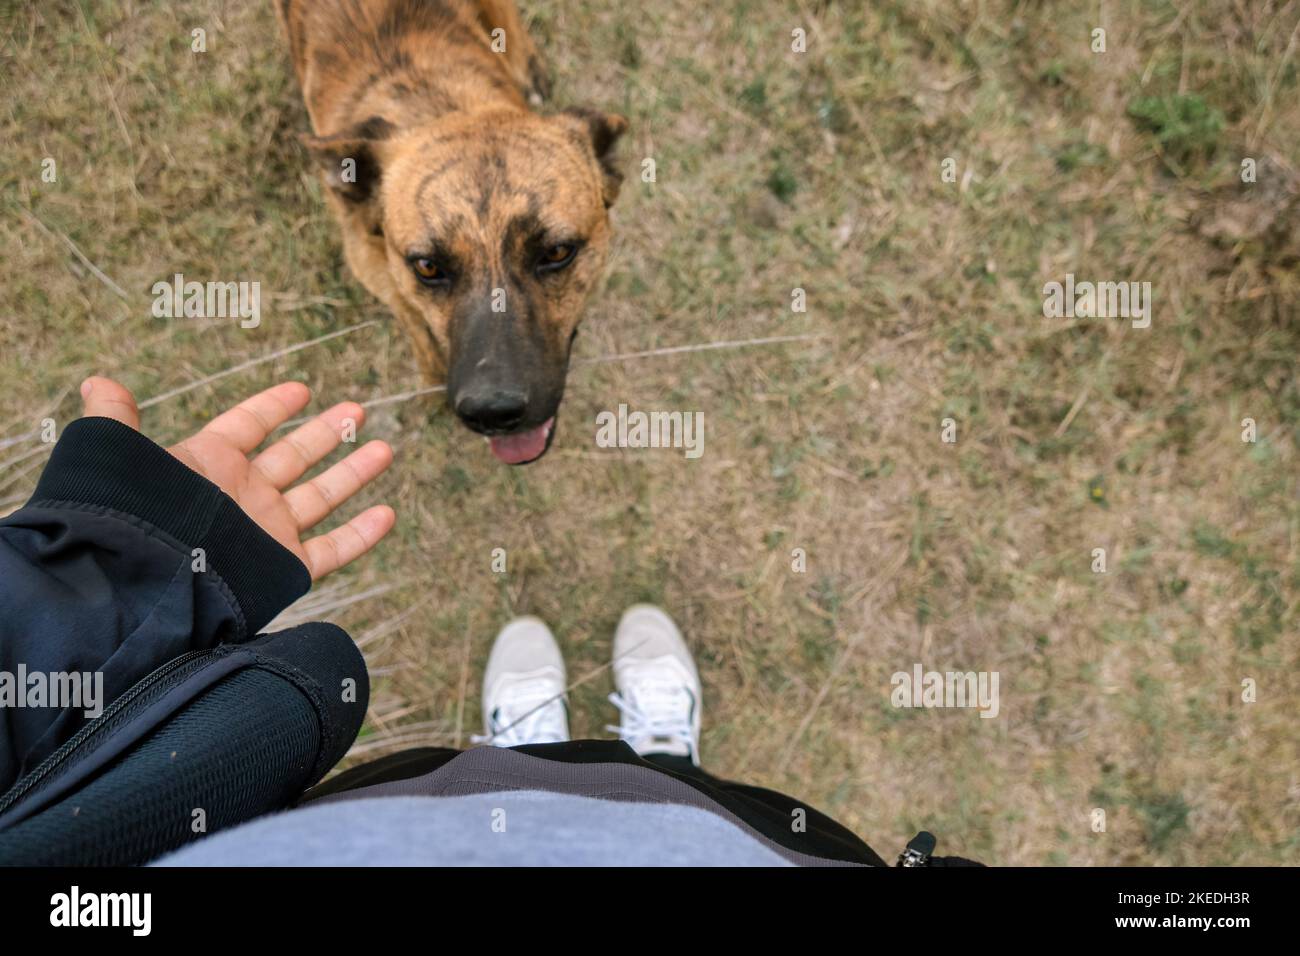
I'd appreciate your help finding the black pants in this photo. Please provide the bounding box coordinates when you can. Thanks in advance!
[303,739,889,866]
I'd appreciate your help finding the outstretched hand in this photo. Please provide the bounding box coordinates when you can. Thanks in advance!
[80,377,396,582]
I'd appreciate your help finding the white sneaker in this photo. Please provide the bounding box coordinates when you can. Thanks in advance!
[477,616,569,747]
[607,605,702,764]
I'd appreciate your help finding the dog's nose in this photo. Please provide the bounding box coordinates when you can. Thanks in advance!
[454,387,528,432]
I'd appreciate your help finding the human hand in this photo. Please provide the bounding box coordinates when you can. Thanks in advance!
[79,377,396,582]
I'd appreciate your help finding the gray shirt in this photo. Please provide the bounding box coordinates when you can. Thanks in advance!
[156,791,794,866]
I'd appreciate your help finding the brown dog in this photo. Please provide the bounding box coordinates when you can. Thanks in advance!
[278,0,627,463]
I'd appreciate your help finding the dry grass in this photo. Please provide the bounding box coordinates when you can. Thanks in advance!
[1,0,1297,864]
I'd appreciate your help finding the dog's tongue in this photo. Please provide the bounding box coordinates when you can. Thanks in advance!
[488,418,553,464]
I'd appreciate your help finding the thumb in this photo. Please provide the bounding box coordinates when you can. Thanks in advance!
[80,376,141,430]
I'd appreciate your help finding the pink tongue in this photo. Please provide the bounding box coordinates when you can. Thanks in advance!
[488,418,553,464]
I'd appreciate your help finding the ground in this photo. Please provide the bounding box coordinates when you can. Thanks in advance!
[1,0,1297,865]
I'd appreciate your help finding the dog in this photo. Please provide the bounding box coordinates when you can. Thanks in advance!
[278,0,627,464]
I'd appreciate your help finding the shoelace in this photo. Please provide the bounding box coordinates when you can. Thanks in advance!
[472,677,568,747]
[605,676,695,756]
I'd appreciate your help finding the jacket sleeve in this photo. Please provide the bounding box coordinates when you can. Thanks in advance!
[0,416,312,791]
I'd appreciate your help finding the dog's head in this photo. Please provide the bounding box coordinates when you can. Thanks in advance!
[305,108,627,464]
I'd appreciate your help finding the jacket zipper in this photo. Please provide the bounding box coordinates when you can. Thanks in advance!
[0,648,217,819]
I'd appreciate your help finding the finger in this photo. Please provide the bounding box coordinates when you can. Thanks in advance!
[250,401,366,490]
[303,504,396,581]
[199,382,311,454]
[283,439,394,531]
[80,377,140,430]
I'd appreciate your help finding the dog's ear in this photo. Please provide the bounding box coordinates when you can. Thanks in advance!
[300,116,396,206]
[556,107,629,207]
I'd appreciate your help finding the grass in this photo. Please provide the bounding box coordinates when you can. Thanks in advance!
[1,0,1297,865]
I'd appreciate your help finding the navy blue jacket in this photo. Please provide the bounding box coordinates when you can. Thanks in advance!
[0,417,368,864]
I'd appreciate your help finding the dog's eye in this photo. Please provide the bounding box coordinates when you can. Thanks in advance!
[411,257,448,286]
[537,243,577,274]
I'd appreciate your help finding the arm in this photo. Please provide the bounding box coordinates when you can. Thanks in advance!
[0,378,394,790]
